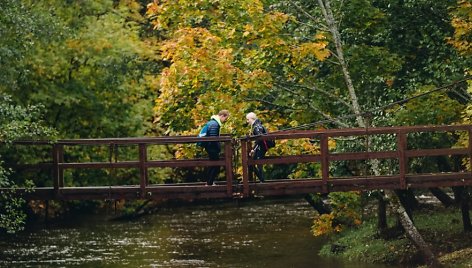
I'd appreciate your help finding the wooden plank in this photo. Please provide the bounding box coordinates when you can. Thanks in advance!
[52,145,59,193]
[320,134,329,193]
[329,151,397,161]
[139,144,148,198]
[469,128,472,176]
[57,135,233,145]
[60,162,140,169]
[59,159,227,169]
[58,145,64,188]
[407,173,472,188]
[241,125,470,140]
[397,130,407,189]
[406,148,468,157]
[224,141,233,196]
[250,155,322,165]
[146,159,226,168]
[241,140,250,197]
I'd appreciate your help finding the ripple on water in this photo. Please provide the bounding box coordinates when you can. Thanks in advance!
[0,199,398,268]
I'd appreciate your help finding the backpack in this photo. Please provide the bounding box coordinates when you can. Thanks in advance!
[196,123,209,147]
[262,126,276,150]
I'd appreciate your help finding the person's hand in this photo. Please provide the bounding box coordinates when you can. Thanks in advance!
[249,149,254,157]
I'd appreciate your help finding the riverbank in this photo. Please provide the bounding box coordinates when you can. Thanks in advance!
[319,206,472,267]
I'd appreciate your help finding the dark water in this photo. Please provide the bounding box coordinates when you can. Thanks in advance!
[0,198,395,267]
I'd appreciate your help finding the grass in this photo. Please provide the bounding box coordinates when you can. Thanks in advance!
[319,206,472,267]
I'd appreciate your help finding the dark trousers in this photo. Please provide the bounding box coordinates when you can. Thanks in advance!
[205,148,220,185]
[250,148,267,182]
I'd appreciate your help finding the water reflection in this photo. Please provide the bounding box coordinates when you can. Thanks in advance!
[0,198,396,267]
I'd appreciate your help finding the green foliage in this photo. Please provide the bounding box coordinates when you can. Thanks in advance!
[2,0,156,139]
[390,86,464,126]
[0,95,55,233]
[448,0,471,55]
[319,219,411,264]
[0,0,63,93]
[0,95,58,142]
[312,192,362,236]
[1,0,163,189]
[147,0,330,136]
[319,208,470,266]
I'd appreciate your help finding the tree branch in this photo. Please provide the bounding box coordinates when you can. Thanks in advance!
[279,82,353,110]
[243,97,303,111]
[274,84,350,128]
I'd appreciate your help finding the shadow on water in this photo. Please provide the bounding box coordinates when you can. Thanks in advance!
[0,198,400,267]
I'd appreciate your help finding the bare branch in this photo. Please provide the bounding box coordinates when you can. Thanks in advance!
[274,84,350,128]
[278,82,353,110]
[290,2,323,26]
[243,97,303,112]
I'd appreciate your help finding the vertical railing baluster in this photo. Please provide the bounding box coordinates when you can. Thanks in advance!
[52,144,64,197]
[224,140,233,197]
[397,130,407,189]
[52,144,59,194]
[58,145,64,188]
[241,139,249,197]
[139,143,148,198]
[320,134,329,193]
[468,127,472,175]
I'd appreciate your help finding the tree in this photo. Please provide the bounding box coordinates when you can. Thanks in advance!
[1,0,162,189]
[146,0,330,134]
[450,0,472,232]
[275,0,467,266]
[0,94,57,233]
[146,0,331,182]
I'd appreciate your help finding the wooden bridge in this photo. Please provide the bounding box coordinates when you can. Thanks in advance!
[4,125,472,201]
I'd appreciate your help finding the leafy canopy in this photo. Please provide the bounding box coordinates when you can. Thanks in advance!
[147,0,330,137]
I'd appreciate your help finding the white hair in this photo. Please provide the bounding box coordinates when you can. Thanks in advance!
[246,112,257,120]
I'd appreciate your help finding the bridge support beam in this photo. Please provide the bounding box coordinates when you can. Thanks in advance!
[320,134,329,193]
[241,139,250,197]
[139,144,148,199]
[397,131,407,189]
[224,141,233,196]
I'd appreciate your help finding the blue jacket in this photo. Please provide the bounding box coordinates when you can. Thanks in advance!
[206,119,220,137]
[205,116,222,152]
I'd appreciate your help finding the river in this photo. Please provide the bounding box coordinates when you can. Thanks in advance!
[0,198,396,267]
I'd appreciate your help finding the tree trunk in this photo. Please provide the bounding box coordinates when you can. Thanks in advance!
[304,194,331,215]
[377,192,388,233]
[429,187,454,207]
[452,186,472,232]
[395,189,419,219]
[316,0,364,127]
[386,190,443,268]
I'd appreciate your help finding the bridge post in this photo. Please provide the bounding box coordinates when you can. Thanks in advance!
[241,139,250,197]
[139,143,148,199]
[224,140,233,196]
[52,144,64,196]
[468,128,472,174]
[397,130,407,189]
[320,134,329,193]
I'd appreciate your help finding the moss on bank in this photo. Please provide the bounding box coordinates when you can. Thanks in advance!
[319,207,472,267]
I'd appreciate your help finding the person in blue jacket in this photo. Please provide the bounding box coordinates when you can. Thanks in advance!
[203,110,230,186]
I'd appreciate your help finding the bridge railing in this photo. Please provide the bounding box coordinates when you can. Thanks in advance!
[240,125,472,197]
[10,135,234,200]
[6,125,472,200]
